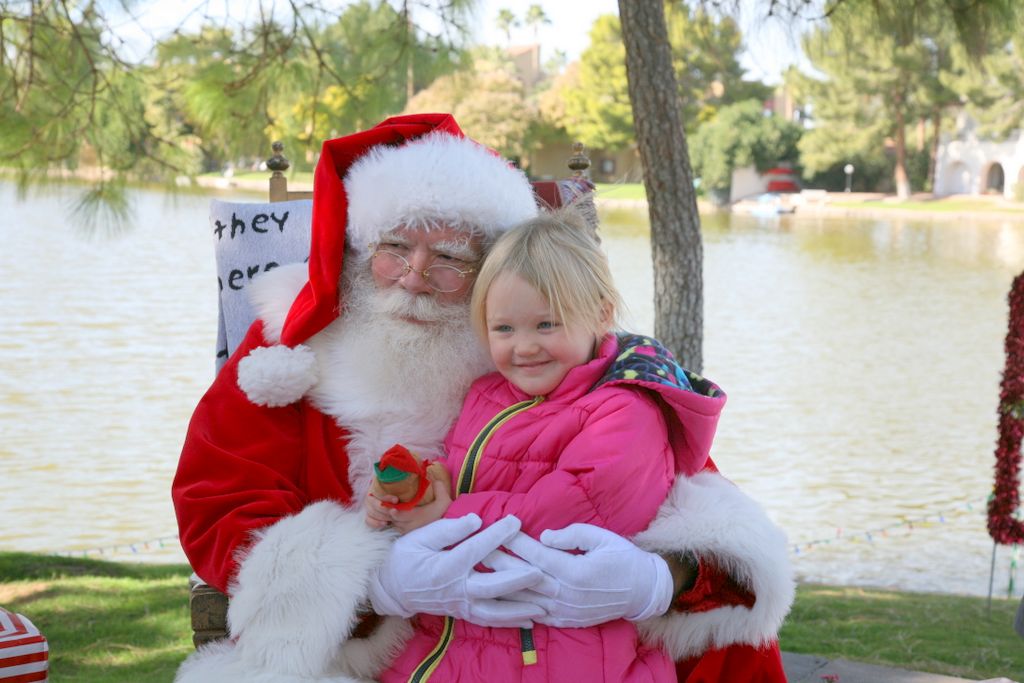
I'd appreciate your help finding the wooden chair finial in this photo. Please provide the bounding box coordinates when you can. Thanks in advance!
[568,141,590,178]
[267,142,290,177]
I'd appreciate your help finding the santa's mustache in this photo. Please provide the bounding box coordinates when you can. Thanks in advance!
[365,284,468,324]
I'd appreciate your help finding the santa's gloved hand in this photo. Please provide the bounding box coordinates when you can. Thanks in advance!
[502,523,674,627]
[368,514,546,628]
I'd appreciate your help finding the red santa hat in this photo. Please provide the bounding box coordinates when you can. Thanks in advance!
[279,113,539,348]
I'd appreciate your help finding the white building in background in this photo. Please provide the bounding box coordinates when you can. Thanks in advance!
[934,114,1024,198]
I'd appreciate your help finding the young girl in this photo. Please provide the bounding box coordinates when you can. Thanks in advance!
[368,207,724,682]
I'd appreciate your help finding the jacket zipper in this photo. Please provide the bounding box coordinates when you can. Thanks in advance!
[408,396,544,682]
[456,397,543,494]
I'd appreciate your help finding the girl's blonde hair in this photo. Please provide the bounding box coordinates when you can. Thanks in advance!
[470,206,623,339]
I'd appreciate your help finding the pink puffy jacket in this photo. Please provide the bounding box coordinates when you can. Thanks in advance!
[382,334,725,682]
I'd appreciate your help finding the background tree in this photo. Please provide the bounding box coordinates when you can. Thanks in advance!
[553,9,769,155]
[543,48,568,76]
[552,15,633,152]
[689,99,802,200]
[152,1,467,172]
[945,29,1024,141]
[916,32,962,192]
[524,4,551,41]
[495,8,518,45]
[151,24,304,172]
[664,4,770,132]
[0,0,476,219]
[534,60,580,148]
[274,2,464,166]
[402,47,532,160]
[0,1,193,204]
[797,2,947,198]
[741,0,1017,59]
[773,0,1019,195]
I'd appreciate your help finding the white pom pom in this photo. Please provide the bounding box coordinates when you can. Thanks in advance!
[237,344,318,407]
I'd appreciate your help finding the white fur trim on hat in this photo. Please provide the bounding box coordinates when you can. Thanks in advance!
[237,343,318,407]
[344,132,539,253]
[632,471,795,660]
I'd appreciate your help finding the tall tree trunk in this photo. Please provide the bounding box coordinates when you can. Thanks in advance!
[617,0,703,372]
[894,105,911,199]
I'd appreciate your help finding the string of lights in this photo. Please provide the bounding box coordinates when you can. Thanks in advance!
[52,497,1007,559]
[50,534,180,558]
[790,497,995,555]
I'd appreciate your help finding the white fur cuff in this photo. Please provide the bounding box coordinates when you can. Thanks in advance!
[237,343,318,407]
[227,501,396,678]
[632,471,795,660]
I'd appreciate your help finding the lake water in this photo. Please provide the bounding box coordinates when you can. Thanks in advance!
[2,180,1023,599]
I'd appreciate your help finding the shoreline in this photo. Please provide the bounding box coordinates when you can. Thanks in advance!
[9,169,1022,223]
[728,190,1024,223]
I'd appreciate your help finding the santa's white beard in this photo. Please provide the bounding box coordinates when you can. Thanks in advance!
[307,262,494,504]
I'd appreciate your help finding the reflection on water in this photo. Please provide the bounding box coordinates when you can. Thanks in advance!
[2,182,1023,598]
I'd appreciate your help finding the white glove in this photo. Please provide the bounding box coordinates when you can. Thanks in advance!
[502,523,674,627]
[368,513,546,628]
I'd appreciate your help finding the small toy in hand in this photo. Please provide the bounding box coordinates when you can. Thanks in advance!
[372,444,450,510]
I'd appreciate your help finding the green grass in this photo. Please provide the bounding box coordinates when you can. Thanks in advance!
[1,553,1021,681]
[0,552,192,682]
[593,182,647,200]
[782,584,1024,680]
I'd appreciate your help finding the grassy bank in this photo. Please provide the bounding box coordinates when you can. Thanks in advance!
[594,182,648,201]
[0,552,192,682]
[781,583,1022,680]
[1,552,1021,681]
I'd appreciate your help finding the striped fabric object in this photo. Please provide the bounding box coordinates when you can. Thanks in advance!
[0,609,48,682]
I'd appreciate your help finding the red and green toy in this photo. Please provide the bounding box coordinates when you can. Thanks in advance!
[372,444,450,511]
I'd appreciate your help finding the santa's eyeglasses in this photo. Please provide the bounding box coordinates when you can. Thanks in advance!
[369,245,477,293]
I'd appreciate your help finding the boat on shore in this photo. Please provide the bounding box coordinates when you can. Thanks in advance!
[732,191,798,216]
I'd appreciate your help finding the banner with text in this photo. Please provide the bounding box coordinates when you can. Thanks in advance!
[211,198,313,371]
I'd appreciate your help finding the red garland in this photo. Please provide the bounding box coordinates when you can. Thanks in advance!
[988,271,1024,545]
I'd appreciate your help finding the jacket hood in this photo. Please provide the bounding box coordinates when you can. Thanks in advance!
[594,333,726,476]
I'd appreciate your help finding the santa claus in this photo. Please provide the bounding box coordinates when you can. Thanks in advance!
[172,113,794,682]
